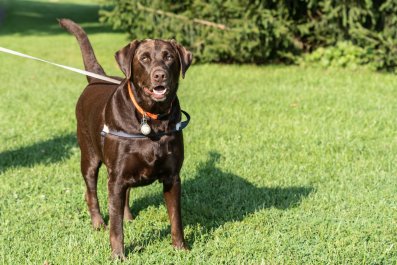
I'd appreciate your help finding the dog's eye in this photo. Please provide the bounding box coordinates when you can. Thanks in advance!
[141,56,150,63]
[166,55,173,61]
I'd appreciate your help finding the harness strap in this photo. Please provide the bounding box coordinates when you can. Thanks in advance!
[101,110,190,139]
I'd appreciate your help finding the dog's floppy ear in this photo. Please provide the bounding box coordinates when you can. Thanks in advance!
[170,40,193,79]
[115,40,140,79]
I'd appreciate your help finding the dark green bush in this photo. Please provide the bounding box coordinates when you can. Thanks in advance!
[100,0,397,71]
[100,0,300,64]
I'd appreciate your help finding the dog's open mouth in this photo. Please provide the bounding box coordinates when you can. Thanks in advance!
[144,86,168,100]
[153,86,167,96]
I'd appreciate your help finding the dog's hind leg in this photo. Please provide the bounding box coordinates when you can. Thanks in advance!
[123,188,134,221]
[79,137,106,229]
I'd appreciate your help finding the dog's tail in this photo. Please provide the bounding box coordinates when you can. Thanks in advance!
[58,18,106,83]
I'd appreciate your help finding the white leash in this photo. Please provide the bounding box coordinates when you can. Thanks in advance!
[0,46,121,85]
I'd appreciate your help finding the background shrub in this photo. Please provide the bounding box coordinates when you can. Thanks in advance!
[300,42,378,70]
[100,0,397,71]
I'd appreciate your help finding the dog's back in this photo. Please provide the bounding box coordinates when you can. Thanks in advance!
[59,18,120,157]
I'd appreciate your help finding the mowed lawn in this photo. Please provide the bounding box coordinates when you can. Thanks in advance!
[1,0,397,264]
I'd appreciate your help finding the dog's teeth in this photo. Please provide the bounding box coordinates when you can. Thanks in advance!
[154,89,166,95]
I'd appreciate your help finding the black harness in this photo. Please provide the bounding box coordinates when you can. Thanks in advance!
[100,110,190,139]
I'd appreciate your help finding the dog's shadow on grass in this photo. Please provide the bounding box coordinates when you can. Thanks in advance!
[126,151,314,253]
[0,133,76,173]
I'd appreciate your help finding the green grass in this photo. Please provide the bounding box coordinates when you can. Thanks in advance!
[1,0,397,264]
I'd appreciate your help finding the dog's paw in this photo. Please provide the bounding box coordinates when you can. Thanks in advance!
[92,216,107,230]
[124,209,134,222]
[111,250,126,261]
[172,241,190,251]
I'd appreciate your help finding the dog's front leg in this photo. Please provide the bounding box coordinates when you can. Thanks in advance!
[163,175,188,249]
[108,176,127,260]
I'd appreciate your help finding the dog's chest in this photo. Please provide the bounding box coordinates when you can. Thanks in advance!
[150,138,172,161]
[134,138,178,184]
[105,135,182,186]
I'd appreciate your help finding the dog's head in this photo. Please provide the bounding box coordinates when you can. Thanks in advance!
[115,39,192,105]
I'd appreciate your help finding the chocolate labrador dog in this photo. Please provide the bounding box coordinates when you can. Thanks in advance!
[59,19,192,259]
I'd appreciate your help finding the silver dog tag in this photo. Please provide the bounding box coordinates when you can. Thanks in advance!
[140,115,151,135]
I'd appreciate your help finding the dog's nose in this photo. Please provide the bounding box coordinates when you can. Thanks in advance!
[152,69,168,83]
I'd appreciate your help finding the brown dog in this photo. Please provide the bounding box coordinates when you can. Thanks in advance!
[59,19,192,259]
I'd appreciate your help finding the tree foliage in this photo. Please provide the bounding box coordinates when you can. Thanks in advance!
[100,0,397,70]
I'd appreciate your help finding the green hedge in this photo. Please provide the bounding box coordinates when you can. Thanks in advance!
[100,0,397,71]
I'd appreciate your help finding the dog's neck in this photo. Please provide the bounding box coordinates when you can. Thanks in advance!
[105,79,180,134]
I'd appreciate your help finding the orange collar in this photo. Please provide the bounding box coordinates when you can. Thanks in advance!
[127,81,170,120]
